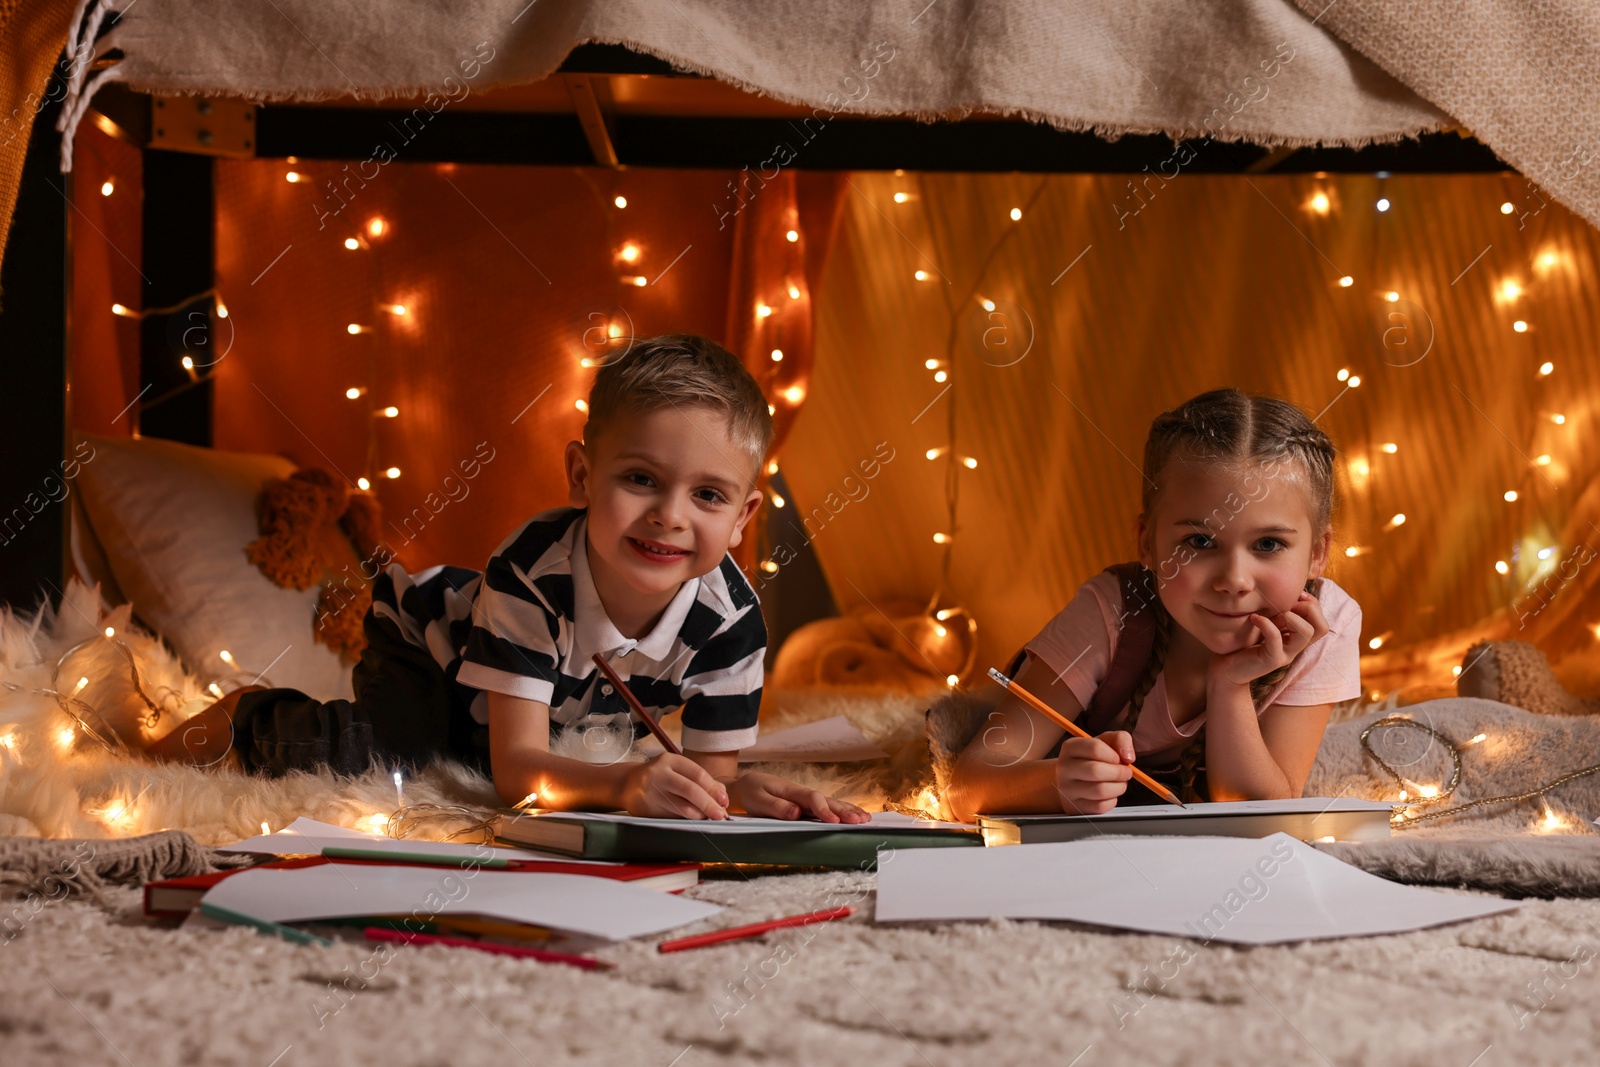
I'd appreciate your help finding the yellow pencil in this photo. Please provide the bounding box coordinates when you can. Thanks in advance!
[987,667,1188,808]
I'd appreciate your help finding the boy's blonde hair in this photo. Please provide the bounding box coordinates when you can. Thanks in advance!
[584,334,773,477]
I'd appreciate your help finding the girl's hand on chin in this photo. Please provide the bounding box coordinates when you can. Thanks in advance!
[1208,590,1331,688]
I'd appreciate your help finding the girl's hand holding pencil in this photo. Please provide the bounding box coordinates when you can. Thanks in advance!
[1055,730,1138,816]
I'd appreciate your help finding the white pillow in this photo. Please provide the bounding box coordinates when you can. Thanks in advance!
[74,433,354,700]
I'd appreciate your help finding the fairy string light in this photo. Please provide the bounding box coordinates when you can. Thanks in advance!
[912,176,1050,687]
[1360,714,1600,829]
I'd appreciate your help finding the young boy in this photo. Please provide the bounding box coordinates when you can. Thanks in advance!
[147,335,866,823]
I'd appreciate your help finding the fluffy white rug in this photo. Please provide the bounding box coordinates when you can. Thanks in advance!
[7,584,1600,1066]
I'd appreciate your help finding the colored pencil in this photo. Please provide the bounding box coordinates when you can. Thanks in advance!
[320,846,513,869]
[987,667,1188,808]
[657,906,853,953]
[198,901,334,947]
[363,926,614,970]
[592,652,681,756]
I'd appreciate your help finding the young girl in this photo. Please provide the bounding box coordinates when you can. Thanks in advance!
[946,388,1362,821]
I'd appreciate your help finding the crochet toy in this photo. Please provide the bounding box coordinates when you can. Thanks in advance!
[1457,639,1600,715]
[245,468,386,663]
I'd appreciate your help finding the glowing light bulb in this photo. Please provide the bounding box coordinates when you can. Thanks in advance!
[1495,560,1510,574]
[766,461,779,476]
[1376,197,1391,212]
[208,682,224,699]
[1452,665,1463,677]
[381,406,399,418]
[56,726,76,748]
[100,179,114,197]
[788,284,801,300]
[925,448,941,460]
[347,324,365,335]
[261,821,271,835]
[1369,636,1386,650]
[1385,291,1399,302]
[614,195,628,209]
[962,456,978,469]
[1467,733,1487,744]
[1338,276,1353,287]
[344,237,360,250]
[933,532,951,544]
[1539,803,1563,832]
[1539,361,1554,375]
[770,493,786,508]
[914,270,929,281]
[1344,546,1364,557]
[0,732,14,750]
[1535,454,1552,466]
[181,355,195,371]
[1347,375,1362,387]
[1310,192,1330,214]
[1337,368,1350,381]
[1500,201,1514,214]
[365,813,390,832]
[1513,321,1529,333]
[1504,490,1518,502]
[607,323,622,338]
[624,275,647,286]
[770,349,783,362]
[357,477,371,491]
[924,359,941,370]
[576,399,590,413]
[1390,513,1406,527]
[72,676,89,697]
[1538,546,1556,560]
[946,674,960,686]
[1500,280,1522,301]
[785,229,798,242]
[979,298,995,312]
[285,171,302,183]
[111,303,134,317]
[367,218,386,238]
[346,387,363,399]
[384,467,401,479]
[1009,207,1022,220]
[219,650,235,665]
[1540,252,1557,267]
[936,609,956,621]
[1417,784,1438,798]
[934,370,948,383]
[104,627,114,638]
[618,243,640,263]
[756,303,773,318]
[1382,443,1398,453]
[893,192,909,203]
[385,303,407,316]
[760,560,779,574]
[783,385,805,404]
[1552,413,1566,424]
[768,404,776,415]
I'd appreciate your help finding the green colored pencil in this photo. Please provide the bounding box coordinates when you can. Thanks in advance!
[198,901,334,947]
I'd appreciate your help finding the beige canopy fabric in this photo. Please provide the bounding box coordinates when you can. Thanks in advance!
[55,0,1453,160]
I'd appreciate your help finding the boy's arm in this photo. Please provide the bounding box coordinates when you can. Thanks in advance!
[683,748,869,823]
[487,692,728,818]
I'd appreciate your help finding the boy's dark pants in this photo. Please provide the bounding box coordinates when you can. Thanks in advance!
[229,611,490,777]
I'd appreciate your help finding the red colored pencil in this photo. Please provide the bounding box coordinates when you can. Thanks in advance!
[592,652,681,756]
[363,926,614,970]
[657,906,853,953]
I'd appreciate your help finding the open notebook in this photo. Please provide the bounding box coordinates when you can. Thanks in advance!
[977,798,1395,845]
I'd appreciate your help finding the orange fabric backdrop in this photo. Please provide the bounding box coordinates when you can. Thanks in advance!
[783,171,1600,697]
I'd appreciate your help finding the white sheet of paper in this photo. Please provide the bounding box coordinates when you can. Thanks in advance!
[218,816,601,863]
[545,810,975,834]
[874,832,1517,944]
[201,863,720,941]
[735,716,889,763]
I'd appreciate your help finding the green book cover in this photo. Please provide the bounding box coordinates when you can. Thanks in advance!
[495,811,980,868]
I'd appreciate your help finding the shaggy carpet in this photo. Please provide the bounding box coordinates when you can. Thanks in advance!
[6,583,1600,1066]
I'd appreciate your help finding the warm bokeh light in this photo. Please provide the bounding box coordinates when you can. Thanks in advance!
[384,466,401,479]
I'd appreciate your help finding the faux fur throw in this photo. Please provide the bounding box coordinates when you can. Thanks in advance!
[0,830,255,905]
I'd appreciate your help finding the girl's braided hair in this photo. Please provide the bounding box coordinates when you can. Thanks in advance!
[1122,389,1339,801]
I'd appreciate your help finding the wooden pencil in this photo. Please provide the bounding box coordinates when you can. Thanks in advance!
[592,652,681,756]
[987,667,1188,808]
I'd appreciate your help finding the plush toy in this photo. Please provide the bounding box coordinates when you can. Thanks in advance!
[771,598,974,692]
[245,468,386,663]
[1457,639,1600,715]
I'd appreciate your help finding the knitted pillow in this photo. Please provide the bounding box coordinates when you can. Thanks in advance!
[1457,640,1600,716]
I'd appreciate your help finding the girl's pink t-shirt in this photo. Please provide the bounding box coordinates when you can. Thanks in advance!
[1022,571,1363,768]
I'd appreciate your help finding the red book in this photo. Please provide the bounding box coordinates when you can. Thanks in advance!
[144,856,700,917]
